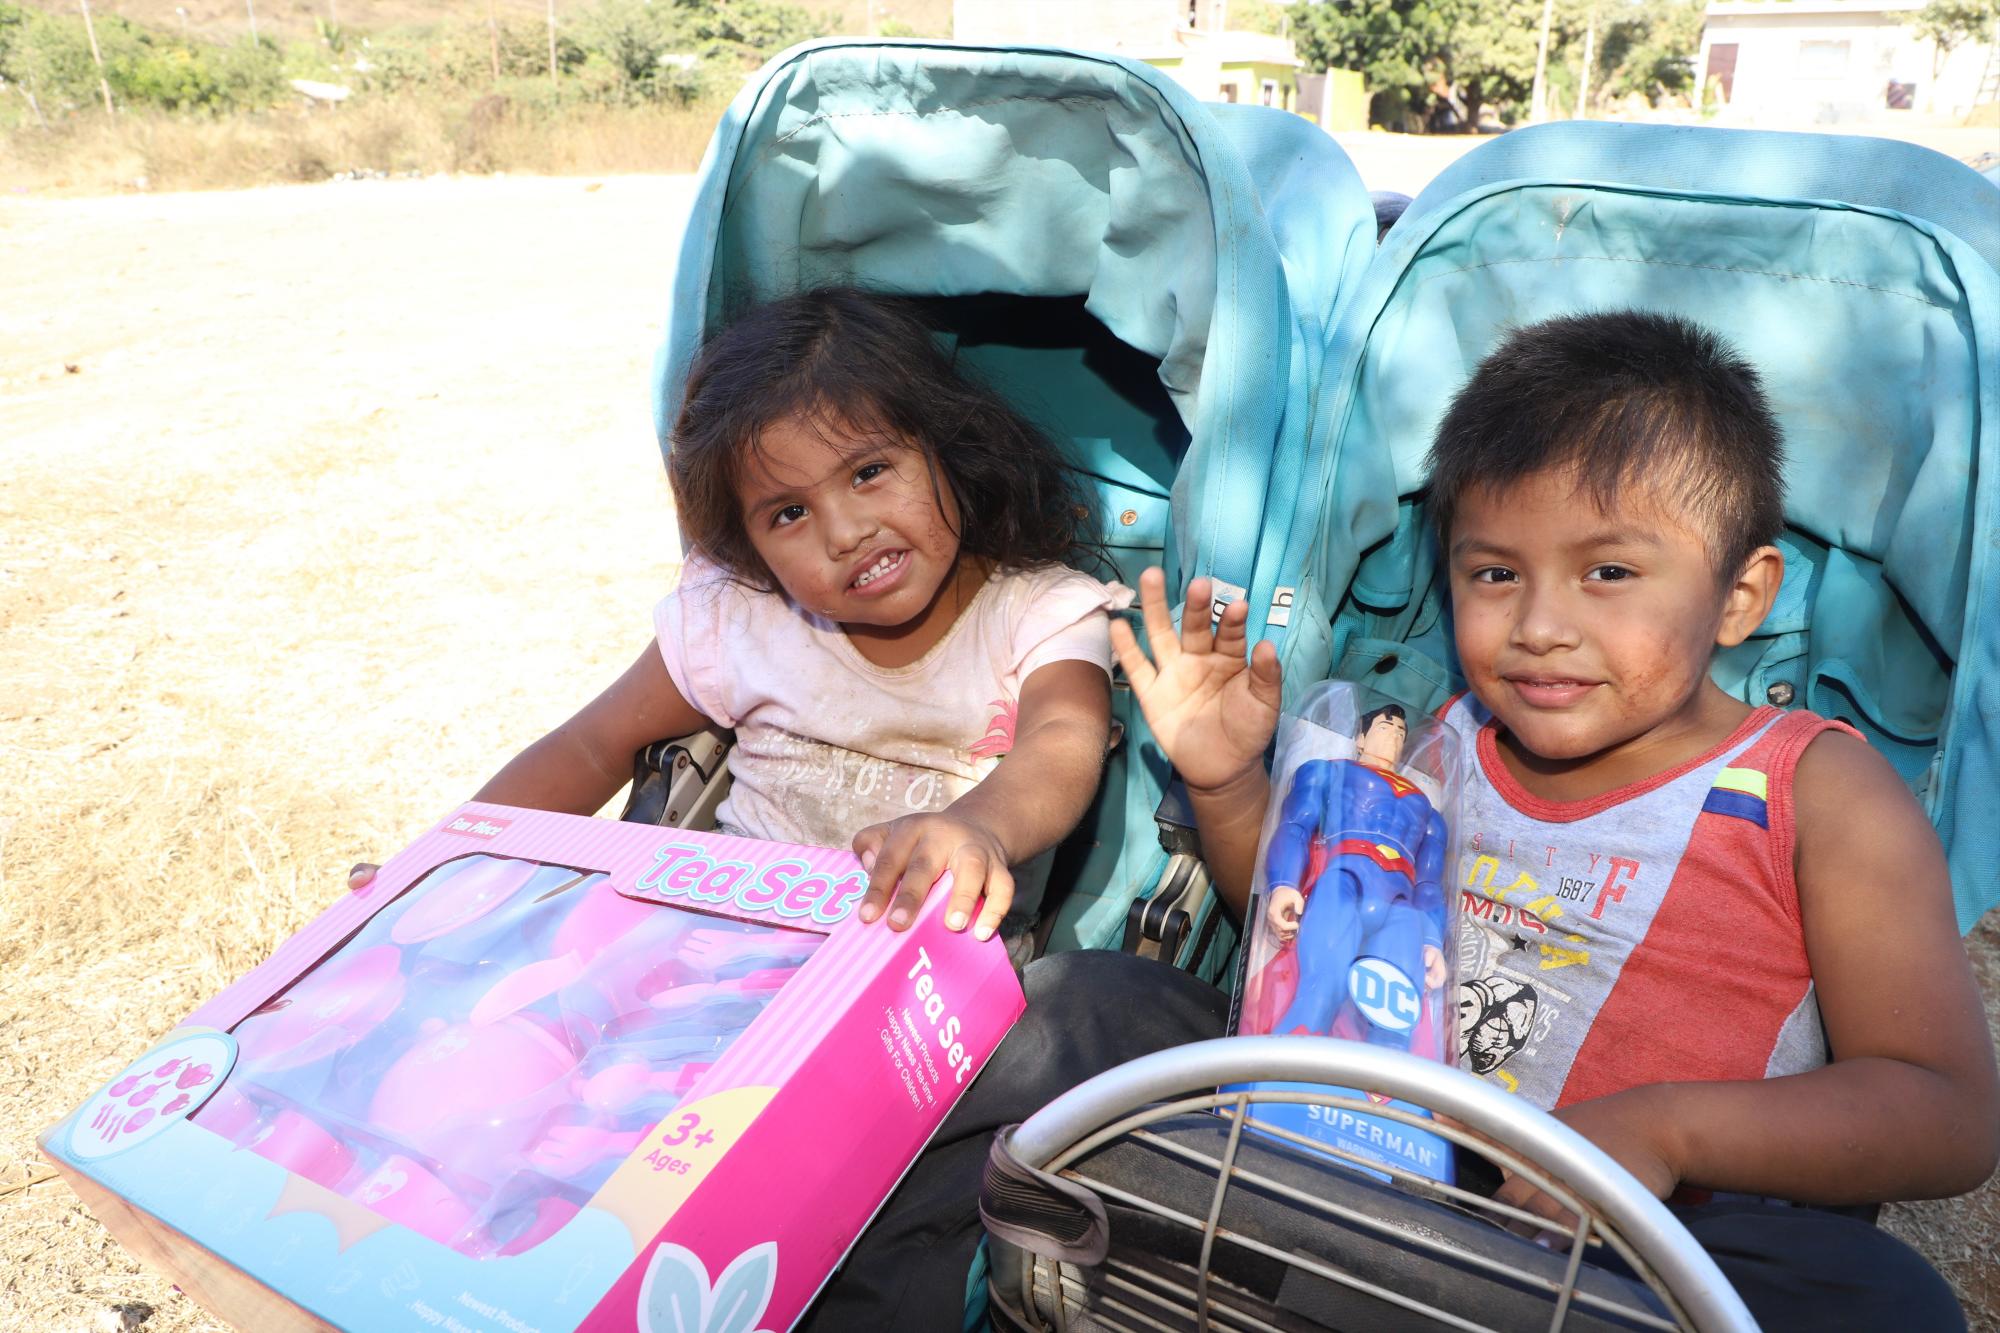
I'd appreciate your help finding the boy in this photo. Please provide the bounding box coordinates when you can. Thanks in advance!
[1103,310,1997,1325]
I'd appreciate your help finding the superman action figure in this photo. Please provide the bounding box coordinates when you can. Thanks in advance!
[1264,704,1449,1047]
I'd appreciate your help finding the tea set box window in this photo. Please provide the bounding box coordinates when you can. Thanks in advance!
[41,803,1025,1332]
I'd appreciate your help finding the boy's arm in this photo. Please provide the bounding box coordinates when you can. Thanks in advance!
[1108,568,1283,921]
[1523,730,1999,1215]
[474,642,711,816]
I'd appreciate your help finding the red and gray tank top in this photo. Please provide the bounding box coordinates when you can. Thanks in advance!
[1441,697,1851,1112]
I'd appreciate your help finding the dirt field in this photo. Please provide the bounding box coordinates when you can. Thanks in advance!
[3,169,1997,1333]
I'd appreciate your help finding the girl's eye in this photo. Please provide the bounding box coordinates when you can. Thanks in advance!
[772,503,808,528]
[1586,565,1635,583]
[1468,567,1517,586]
[853,462,889,485]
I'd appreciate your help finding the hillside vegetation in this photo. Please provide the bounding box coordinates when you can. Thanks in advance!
[0,0,949,190]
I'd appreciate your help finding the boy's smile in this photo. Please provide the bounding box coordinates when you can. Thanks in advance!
[739,414,980,662]
[1448,469,1781,799]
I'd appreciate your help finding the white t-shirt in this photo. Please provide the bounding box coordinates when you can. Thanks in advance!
[653,558,1130,850]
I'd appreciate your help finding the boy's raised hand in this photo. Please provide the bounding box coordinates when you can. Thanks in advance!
[1109,569,1282,792]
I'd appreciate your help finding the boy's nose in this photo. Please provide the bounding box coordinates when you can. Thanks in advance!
[1512,586,1583,653]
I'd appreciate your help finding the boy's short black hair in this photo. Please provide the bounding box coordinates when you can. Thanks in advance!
[1424,311,1786,578]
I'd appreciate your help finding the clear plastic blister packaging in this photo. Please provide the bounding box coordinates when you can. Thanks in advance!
[189,853,821,1259]
[1229,679,1463,1183]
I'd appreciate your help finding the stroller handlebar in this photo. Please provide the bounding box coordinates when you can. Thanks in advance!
[1007,1035,1758,1333]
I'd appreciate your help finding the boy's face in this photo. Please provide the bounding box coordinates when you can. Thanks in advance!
[1447,469,1768,768]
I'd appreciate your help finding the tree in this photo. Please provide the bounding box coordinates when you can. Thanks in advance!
[1912,0,1998,98]
[1591,0,1703,108]
[1289,0,1456,129]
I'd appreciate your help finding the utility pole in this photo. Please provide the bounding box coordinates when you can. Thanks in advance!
[488,0,502,81]
[246,0,259,45]
[1575,8,1597,118]
[1528,0,1555,121]
[78,1,116,115]
[547,0,559,88]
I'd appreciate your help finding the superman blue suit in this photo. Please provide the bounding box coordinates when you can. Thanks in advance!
[1266,758,1447,1046]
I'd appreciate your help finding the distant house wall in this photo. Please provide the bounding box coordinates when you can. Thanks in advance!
[1701,1,1998,121]
[954,0,1222,47]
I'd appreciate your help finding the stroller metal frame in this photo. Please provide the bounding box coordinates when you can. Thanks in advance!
[990,1038,1757,1333]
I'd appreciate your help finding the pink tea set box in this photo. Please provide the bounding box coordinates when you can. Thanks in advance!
[41,803,1025,1332]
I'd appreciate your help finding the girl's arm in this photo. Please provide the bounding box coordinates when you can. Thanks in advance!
[1108,569,1283,920]
[853,658,1110,938]
[474,642,712,816]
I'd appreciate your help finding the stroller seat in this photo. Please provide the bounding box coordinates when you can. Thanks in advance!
[637,39,1381,964]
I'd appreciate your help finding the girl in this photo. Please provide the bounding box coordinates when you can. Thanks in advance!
[414,288,1126,941]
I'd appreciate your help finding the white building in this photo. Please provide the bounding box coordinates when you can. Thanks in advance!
[1700,0,1999,124]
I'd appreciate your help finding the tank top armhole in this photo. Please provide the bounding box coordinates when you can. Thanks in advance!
[1756,711,1866,932]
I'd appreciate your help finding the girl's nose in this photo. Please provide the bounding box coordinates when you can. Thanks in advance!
[822,501,876,556]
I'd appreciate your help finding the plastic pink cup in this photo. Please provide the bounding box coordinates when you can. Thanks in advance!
[231,945,406,1072]
[245,1108,357,1190]
[349,1153,475,1244]
[190,1082,264,1143]
[390,857,541,946]
[368,1013,582,1163]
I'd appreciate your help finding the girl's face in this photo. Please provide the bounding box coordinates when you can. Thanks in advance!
[737,413,972,644]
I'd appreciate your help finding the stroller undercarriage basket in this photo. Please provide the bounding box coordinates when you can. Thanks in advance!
[982,1039,1755,1333]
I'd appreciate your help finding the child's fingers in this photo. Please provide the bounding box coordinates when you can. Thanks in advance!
[1248,638,1284,704]
[1179,574,1216,653]
[1141,567,1186,660]
[973,862,1014,942]
[1211,595,1252,659]
[347,862,379,891]
[884,835,948,931]
[1108,617,1157,695]
[856,822,917,924]
[942,845,991,934]
[1493,1173,1580,1242]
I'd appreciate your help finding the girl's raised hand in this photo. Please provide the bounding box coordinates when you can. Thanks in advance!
[1109,568,1282,793]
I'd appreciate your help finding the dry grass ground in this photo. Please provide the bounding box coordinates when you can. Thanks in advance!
[0,98,728,195]
[1,170,1997,1333]
[1,173,687,1331]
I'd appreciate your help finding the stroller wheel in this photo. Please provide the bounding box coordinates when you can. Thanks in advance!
[982,1038,1754,1333]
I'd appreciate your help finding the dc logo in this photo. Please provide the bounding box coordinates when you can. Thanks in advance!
[1347,958,1421,1033]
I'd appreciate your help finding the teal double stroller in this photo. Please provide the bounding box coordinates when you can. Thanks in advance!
[639,36,2000,1332]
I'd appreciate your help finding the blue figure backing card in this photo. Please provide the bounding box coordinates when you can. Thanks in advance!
[1230,680,1463,1183]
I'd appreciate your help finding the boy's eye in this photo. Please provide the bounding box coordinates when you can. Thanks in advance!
[772,503,808,528]
[1468,567,1517,585]
[1586,565,1635,583]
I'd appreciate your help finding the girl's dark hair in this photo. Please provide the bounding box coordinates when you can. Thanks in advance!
[1425,311,1786,580]
[670,287,1097,589]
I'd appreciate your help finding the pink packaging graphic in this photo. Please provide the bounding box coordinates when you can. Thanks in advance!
[43,803,1025,1332]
